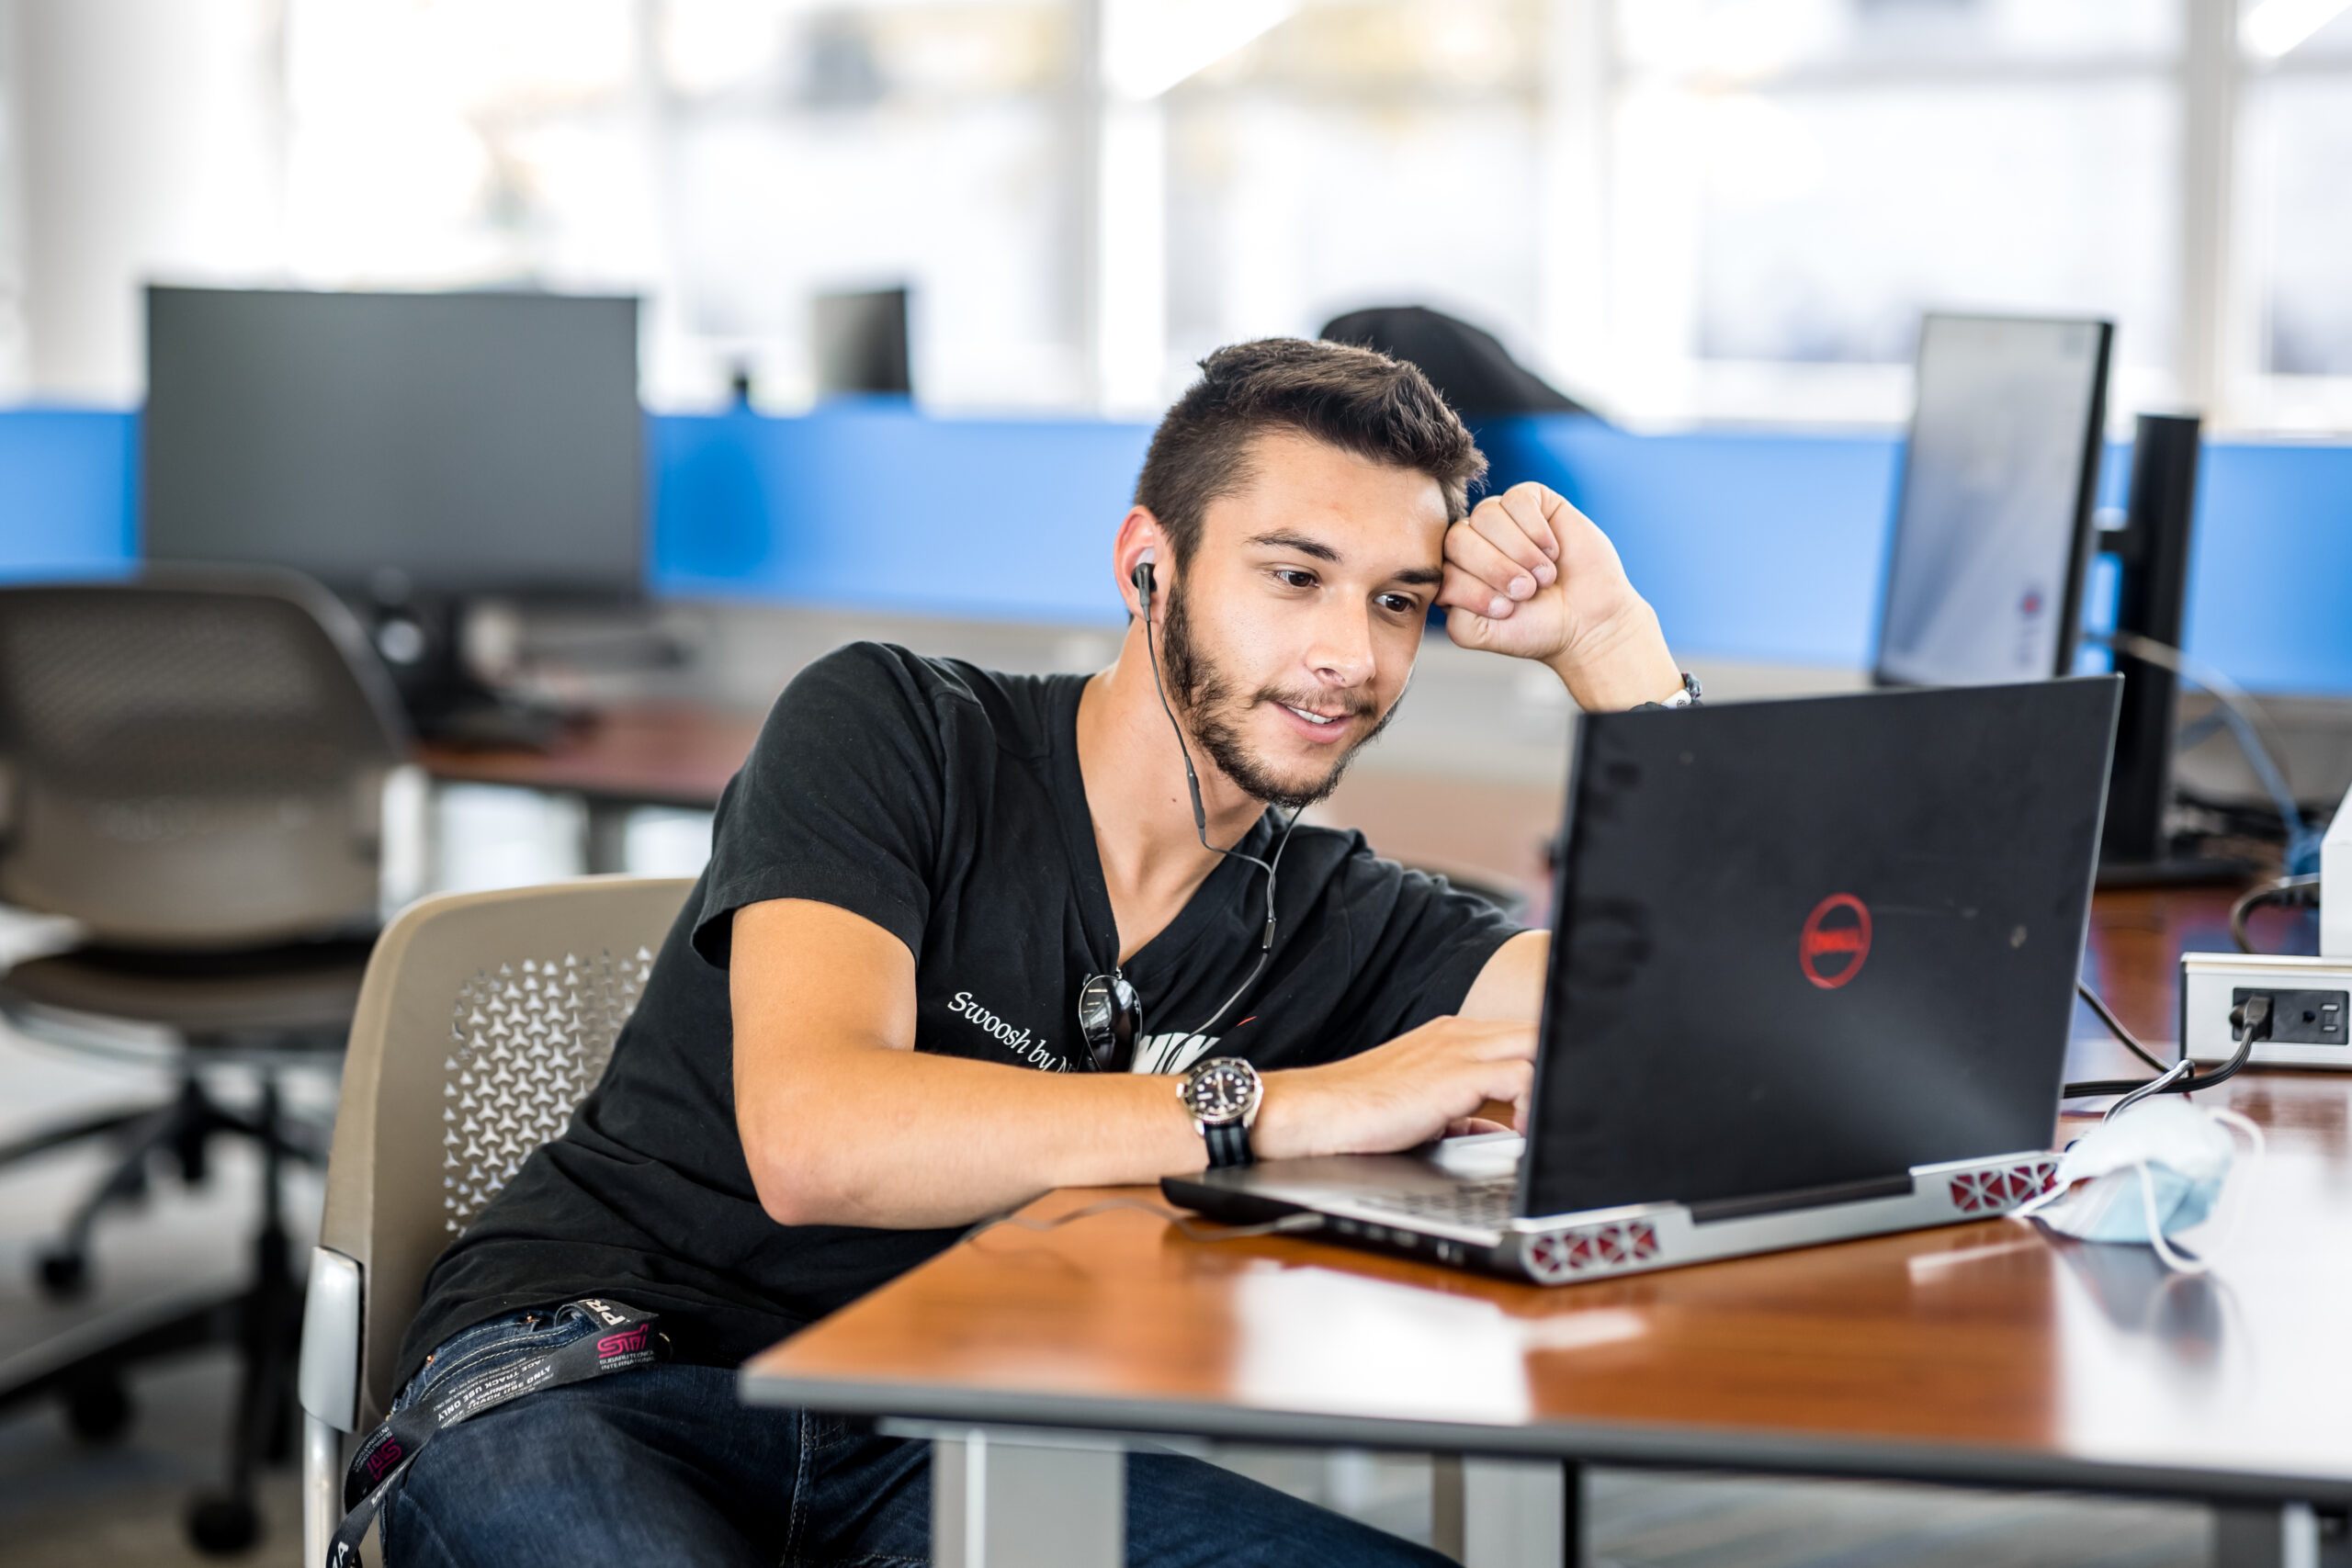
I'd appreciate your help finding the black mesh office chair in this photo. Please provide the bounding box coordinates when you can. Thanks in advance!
[0,571,409,1554]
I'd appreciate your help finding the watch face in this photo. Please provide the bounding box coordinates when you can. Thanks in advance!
[1187,1060,1259,1123]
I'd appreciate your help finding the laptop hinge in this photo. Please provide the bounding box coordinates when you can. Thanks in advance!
[1686,1171,1916,1224]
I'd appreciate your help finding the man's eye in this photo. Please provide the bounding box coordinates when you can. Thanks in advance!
[1376,594,1419,615]
[1273,569,1317,590]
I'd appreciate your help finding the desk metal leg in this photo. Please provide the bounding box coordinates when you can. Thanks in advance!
[2212,1504,2350,1568]
[933,1427,1123,1568]
[1430,1456,1580,1568]
[582,799,634,874]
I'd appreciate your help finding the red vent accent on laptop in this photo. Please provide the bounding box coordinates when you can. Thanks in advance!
[1949,1159,2059,1214]
[1525,1220,1665,1282]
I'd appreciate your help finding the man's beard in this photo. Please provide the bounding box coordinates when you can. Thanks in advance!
[1158,575,1403,811]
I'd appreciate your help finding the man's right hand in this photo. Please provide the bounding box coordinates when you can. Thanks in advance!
[1252,1015,1538,1163]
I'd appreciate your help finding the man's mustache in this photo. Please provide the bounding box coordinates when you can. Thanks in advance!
[1250,687,1378,720]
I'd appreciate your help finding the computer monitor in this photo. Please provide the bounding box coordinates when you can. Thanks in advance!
[142,285,643,602]
[1872,313,2113,688]
[809,287,912,399]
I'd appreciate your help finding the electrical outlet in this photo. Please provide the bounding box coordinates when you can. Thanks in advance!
[2181,953,2352,1068]
[2236,987,2349,1046]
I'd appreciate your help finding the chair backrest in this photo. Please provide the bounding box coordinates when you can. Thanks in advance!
[0,571,409,948]
[317,875,694,1427]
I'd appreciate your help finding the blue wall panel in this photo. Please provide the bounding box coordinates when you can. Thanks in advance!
[1479,419,1902,669]
[0,408,137,582]
[2181,442,2352,693]
[654,403,1154,624]
[3,403,2345,692]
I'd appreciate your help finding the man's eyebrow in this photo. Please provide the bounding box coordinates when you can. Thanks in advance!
[1245,529,1442,589]
[1243,529,1340,563]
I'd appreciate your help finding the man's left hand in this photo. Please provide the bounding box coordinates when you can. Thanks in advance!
[1436,481,1685,712]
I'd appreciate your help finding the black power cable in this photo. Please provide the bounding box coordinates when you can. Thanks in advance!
[2231,873,2322,954]
[2064,991,2269,1102]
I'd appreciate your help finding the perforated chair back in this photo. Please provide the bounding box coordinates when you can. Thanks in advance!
[0,572,408,948]
[303,876,692,1437]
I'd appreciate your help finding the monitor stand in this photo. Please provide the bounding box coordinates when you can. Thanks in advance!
[2096,842,2259,890]
[2095,414,2248,889]
[410,682,576,751]
[363,592,581,752]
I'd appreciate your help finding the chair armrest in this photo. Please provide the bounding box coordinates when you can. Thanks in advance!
[298,1246,366,1431]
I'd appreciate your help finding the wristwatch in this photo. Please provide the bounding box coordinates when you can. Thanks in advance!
[1178,1057,1263,1168]
[1639,671,1703,711]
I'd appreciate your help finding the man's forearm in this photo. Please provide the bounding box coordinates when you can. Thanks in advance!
[738,1043,1209,1229]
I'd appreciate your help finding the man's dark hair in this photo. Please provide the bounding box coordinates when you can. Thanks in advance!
[1134,337,1487,566]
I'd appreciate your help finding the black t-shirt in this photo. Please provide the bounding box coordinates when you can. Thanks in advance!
[398,643,1520,1385]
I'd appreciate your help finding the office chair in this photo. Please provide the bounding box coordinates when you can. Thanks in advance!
[1319,304,1598,419]
[0,571,409,1553]
[298,875,691,1568]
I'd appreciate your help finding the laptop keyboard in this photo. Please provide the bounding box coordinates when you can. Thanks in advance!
[1351,1176,1518,1232]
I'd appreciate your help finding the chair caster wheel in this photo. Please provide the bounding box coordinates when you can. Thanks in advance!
[187,1494,261,1556]
[62,1374,133,1443]
[36,1249,89,1298]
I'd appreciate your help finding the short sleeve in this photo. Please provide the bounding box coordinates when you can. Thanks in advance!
[1323,844,1523,1055]
[692,643,947,969]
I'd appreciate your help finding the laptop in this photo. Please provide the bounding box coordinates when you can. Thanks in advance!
[1165,676,2122,1285]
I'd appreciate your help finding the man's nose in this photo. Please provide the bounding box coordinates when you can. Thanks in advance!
[1306,604,1375,688]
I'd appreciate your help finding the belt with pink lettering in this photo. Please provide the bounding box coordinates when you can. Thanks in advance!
[326,1299,666,1568]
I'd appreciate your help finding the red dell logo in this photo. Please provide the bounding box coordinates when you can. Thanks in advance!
[1799,894,1872,989]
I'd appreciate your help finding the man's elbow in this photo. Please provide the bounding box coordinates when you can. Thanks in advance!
[739,1109,856,1228]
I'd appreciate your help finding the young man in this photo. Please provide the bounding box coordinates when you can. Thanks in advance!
[380,339,1687,1567]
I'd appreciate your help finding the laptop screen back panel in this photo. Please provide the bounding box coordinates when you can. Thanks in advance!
[1521,678,2120,1219]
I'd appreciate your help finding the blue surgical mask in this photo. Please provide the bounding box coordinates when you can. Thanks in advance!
[2011,1097,2263,1273]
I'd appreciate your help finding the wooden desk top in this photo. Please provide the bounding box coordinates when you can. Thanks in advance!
[415,702,763,810]
[744,888,2352,1506]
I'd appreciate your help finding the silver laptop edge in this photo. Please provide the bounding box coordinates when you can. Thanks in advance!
[1182,1141,2060,1286]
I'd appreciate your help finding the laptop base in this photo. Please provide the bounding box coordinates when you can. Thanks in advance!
[1164,1139,2060,1287]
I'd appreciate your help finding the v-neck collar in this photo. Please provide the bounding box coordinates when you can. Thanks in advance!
[1044,672,1275,983]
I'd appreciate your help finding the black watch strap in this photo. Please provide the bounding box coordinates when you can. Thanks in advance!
[1203,1119,1254,1169]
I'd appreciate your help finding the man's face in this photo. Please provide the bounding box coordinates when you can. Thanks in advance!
[1159,429,1449,811]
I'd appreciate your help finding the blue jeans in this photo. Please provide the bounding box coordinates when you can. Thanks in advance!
[383,1308,1453,1568]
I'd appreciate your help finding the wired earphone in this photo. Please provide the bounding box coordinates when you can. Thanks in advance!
[1128,549,1304,1045]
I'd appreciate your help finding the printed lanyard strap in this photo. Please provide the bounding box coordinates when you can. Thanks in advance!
[325,1299,666,1568]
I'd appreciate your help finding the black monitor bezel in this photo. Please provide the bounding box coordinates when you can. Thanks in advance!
[140,283,647,606]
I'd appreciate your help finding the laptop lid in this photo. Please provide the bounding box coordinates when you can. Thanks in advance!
[1520,676,2120,1220]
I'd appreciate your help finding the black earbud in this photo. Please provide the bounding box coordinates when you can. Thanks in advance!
[1133,553,1208,835]
[1127,542,1300,1043]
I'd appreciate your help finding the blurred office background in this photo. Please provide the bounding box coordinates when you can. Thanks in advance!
[5,0,2352,430]
[2,2,2349,1564]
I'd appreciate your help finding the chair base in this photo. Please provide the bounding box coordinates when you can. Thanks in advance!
[0,1077,308,1556]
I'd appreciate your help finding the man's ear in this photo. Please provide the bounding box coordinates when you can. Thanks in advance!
[1114,507,1167,621]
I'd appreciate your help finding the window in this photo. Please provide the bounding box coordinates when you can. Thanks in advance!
[1157,1,1545,411]
[1593,0,2184,425]
[285,0,1079,411]
[18,0,2350,431]
[2233,1,2352,428]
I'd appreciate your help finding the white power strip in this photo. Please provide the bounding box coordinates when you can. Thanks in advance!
[2180,952,2352,1066]
[2178,780,2350,1068]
